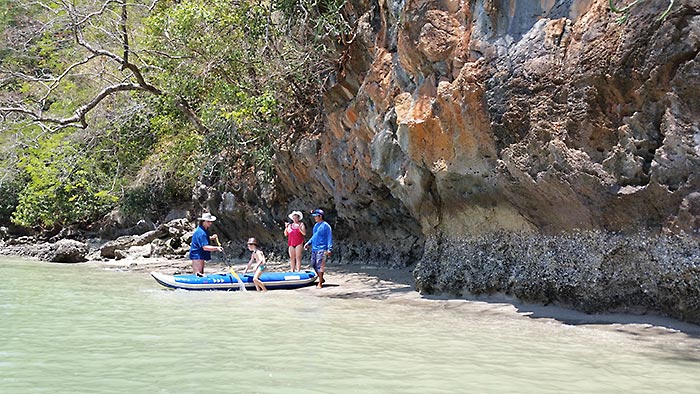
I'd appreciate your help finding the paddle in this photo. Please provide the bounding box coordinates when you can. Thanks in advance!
[215,237,247,292]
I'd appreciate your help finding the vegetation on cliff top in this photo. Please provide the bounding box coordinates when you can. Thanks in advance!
[0,0,351,229]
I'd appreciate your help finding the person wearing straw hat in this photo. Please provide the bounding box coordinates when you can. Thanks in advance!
[284,210,307,272]
[189,212,223,276]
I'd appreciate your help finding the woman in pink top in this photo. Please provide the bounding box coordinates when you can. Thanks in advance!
[284,210,306,272]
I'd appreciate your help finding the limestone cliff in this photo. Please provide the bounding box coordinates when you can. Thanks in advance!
[299,0,700,235]
[206,0,700,322]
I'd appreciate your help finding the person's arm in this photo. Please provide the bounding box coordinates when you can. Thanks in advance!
[300,223,307,236]
[325,223,333,255]
[203,245,222,252]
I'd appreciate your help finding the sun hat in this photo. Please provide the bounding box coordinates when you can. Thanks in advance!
[246,237,258,245]
[288,210,303,220]
[198,212,217,222]
[311,209,325,217]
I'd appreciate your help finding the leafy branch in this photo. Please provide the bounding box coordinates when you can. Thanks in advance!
[0,0,207,132]
[609,0,675,24]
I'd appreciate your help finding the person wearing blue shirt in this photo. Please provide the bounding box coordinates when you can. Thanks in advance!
[189,212,223,276]
[304,209,332,288]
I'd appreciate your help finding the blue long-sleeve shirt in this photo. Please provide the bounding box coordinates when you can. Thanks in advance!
[308,221,332,252]
[189,225,211,260]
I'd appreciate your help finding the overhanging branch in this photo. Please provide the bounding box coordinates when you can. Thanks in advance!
[2,82,151,128]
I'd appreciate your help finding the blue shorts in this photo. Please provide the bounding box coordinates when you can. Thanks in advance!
[310,250,327,272]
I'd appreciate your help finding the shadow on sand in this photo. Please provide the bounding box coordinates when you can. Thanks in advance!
[512,301,700,337]
[333,264,700,339]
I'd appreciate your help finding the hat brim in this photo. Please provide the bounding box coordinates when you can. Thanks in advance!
[288,212,303,220]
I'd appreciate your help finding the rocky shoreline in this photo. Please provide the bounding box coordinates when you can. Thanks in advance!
[0,229,420,303]
[414,230,700,325]
[3,220,700,327]
[5,233,700,338]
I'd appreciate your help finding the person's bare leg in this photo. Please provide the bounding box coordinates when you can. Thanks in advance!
[294,245,303,272]
[288,246,295,271]
[192,260,204,275]
[254,270,267,292]
[317,255,326,288]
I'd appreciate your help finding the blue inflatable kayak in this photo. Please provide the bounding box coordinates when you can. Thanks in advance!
[151,270,317,291]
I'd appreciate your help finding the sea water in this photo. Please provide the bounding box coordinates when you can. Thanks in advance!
[1,257,699,393]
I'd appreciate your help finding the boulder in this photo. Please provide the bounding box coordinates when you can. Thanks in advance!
[48,224,84,243]
[164,209,189,222]
[127,244,152,258]
[164,218,192,237]
[41,239,88,263]
[100,235,137,258]
[133,226,169,246]
[129,219,156,235]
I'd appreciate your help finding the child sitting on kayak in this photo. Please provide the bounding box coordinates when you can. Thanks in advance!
[244,237,267,292]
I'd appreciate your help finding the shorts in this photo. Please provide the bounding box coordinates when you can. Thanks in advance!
[310,250,327,272]
[256,264,266,272]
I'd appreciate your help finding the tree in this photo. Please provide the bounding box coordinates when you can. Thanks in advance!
[0,0,209,131]
[0,0,354,227]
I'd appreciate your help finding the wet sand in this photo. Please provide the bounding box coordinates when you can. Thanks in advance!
[87,254,700,338]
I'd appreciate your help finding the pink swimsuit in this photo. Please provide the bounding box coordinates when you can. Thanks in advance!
[287,223,304,247]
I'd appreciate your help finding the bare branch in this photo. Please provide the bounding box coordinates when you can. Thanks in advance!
[141,49,191,60]
[39,54,99,102]
[72,0,122,27]
[2,82,150,128]
[175,99,209,134]
[120,0,130,68]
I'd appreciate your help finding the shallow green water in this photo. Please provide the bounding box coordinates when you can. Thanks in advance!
[2,257,700,393]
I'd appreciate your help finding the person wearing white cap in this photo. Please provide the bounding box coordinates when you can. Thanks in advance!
[284,210,306,272]
[189,212,224,276]
[304,209,332,288]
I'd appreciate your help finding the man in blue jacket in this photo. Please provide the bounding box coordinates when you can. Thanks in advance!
[304,209,332,288]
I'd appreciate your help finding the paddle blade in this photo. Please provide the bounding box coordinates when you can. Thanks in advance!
[230,268,247,292]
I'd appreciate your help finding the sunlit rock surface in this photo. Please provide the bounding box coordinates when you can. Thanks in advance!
[208,1,700,321]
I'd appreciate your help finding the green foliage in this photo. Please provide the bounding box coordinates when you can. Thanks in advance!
[0,119,28,224]
[0,167,26,224]
[273,0,352,43]
[143,0,289,183]
[121,116,202,217]
[0,0,355,226]
[11,130,120,227]
[1,96,161,228]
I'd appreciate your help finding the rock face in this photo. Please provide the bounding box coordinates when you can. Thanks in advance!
[415,231,700,323]
[294,0,700,238]
[197,1,700,321]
